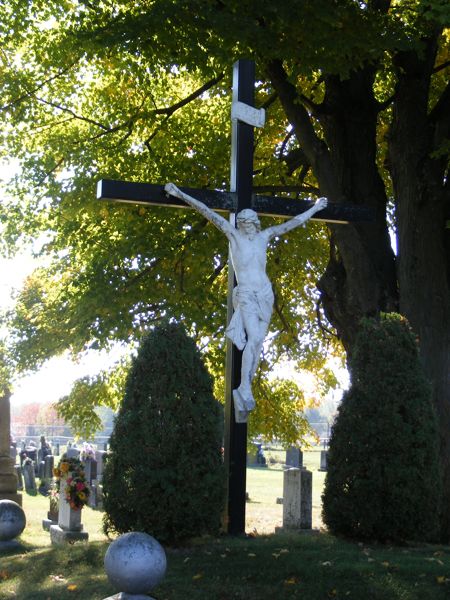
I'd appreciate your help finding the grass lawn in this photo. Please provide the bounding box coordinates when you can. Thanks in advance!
[2,459,450,599]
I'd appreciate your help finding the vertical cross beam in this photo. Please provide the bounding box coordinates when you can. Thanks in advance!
[223,59,255,535]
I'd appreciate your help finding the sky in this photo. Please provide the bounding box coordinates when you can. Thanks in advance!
[0,250,126,407]
[0,159,126,407]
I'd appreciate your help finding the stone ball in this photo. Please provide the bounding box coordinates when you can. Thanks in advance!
[104,532,167,594]
[0,500,26,541]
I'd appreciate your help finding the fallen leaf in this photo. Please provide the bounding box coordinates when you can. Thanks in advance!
[67,584,77,591]
[436,576,448,584]
[322,561,332,566]
[248,553,256,557]
[183,557,190,563]
[381,561,390,567]
[284,576,299,585]
[279,548,289,554]
[367,557,375,562]
[192,573,203,580]
[272,553,280,559]
[328,589,337,597]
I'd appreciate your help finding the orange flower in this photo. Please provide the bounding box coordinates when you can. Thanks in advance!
[53,468,60,477]
[60,462,70,473]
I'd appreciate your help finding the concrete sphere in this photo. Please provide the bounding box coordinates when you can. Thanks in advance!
[104,532,167,594]
[0,500,26,541]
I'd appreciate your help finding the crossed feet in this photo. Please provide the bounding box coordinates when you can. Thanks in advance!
[233,386,256,423]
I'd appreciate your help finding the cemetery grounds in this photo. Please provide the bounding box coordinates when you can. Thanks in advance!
[1,448,450,599]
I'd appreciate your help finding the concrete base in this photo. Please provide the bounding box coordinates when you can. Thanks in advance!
[274,526,321,535]
[103,595,155,600]
[0,492,22,506]
[50,524,89,545]
[42,518,57,531]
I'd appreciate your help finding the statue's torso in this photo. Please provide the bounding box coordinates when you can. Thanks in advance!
[229,232,270,290]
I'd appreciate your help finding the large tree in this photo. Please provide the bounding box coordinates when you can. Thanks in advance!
[1,2,449,534]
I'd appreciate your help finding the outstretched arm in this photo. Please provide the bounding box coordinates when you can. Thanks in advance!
[264,197,328,240]
[165,183,234,238]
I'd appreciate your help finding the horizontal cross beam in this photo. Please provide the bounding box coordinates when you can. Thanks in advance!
[97,179,373,224]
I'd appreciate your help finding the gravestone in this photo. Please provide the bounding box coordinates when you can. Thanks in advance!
[285,447,303,469]
[95,450,107,482]
[10,444,16,462]
[66,447,80,459]
[88,482,97,508]
[50,474,89,544]
[42,491,59,531]
[15,466,23,491]
[38,455,54,494]
[0,392,22,505]
[83,459,97,485]
[319,450,328,471]
[38,461,45,480]
[44,455,54,480]
[23,462,36,494]
[277,467,313,531]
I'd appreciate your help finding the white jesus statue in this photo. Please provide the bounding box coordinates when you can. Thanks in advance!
[164,183,328,422]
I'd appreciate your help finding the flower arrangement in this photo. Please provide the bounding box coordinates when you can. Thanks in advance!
[80,442,96,462]
[53,454,90,510]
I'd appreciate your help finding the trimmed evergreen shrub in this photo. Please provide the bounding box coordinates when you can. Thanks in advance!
[102,321,225,544]
[322,314,441,543]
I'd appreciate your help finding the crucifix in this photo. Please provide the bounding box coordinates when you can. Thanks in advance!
[97,59,371,535]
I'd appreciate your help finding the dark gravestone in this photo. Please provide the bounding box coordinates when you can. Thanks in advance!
[44,455,54,480]
[15,466,23,491]
[286,447,303,469]
[23,462,36,493]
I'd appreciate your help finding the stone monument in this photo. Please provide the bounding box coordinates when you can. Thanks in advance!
[0,391,22,505]
[0,499,26,551]
[50,455,89,544]
[276,467,313,532]
[103,532,167,600]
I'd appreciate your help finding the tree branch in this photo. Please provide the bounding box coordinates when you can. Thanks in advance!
[0,61,80,112]
[34,97,110,130]
[266,60,340,199]
[152,73,225,116]
[433,59,450,74]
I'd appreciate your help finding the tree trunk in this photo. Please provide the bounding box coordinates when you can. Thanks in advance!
[388,38,450,539]
[317,70,398,354]
[268,31,450,538]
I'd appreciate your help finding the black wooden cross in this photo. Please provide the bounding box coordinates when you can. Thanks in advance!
[97,59,371,536]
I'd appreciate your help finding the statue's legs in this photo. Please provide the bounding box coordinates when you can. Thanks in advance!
[233,315,268,422]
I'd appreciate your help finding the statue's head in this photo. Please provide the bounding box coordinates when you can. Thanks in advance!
[236,209,261,232]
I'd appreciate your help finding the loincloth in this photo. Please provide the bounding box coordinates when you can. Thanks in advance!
[225,282,274,350]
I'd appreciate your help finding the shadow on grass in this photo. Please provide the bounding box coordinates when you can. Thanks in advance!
[1,532,450,600]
